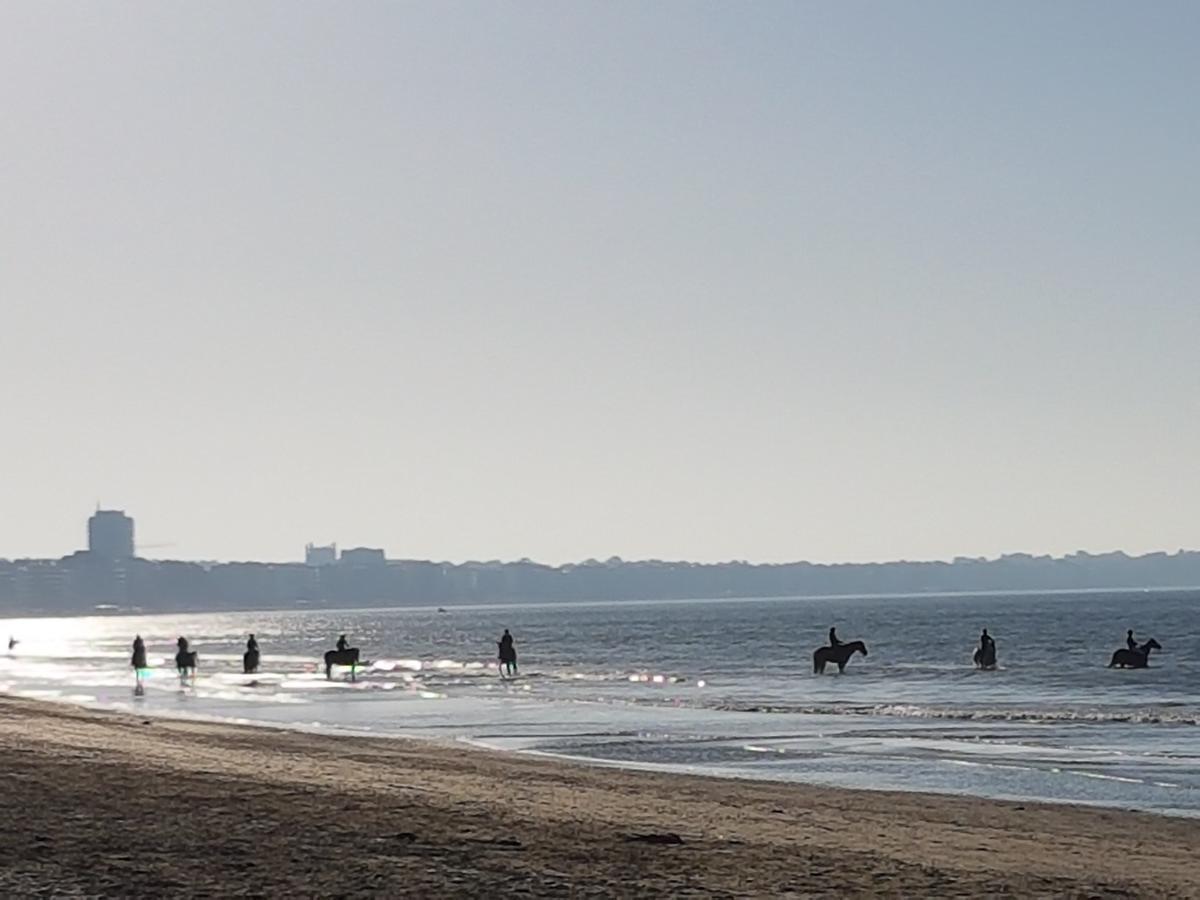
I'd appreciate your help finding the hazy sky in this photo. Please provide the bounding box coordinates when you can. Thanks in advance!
[2,2,1197,564]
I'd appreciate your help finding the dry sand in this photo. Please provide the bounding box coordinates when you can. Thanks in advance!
[0,696,1196,898]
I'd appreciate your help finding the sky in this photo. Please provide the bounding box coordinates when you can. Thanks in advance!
[1,2,1197,565]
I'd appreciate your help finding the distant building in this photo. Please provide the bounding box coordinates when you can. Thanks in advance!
[88,509,134,558]
[339,547,386,567]
[305,543,337,567]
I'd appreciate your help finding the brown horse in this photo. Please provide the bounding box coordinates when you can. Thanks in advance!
[324,647,360,680]
[973,642,997,670]
[175,649,197,678]
[1109,638,1161,669]
[498,641,518,677]
[813,640,868,674]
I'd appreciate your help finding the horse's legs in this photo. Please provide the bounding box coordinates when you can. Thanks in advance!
[837,662,846,674]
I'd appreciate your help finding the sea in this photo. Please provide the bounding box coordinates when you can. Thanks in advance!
[2,589,1198,817]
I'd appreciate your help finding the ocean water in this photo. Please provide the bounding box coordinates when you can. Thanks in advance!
[2,590,1198,816]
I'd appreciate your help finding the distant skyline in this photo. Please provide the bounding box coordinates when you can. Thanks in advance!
[2,3,1197,565]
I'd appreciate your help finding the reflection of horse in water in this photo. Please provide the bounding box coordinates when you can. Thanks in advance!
[498,641,518,677]
[324,648,360,680]
[974,643,997,669]
[175,650,198,679]
[813,640,867,674]
[1109,638,1161,669]
[243,649,260,674]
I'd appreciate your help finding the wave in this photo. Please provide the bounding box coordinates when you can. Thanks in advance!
[704,701,1200,726]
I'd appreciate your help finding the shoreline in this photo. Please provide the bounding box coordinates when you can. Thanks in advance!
[1,696,1197,897]
[31,687,1200,822]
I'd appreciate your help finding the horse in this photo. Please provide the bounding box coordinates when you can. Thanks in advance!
[131,645,148,693]
[498,641,518,678]
[973,642,997,670]
[243,648,260,674]
[1109,638,1161,669]
[324,647,360,680]
[175,649,198,679]
[813,640,868,674]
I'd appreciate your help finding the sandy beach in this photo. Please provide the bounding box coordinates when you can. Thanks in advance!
[0,697,1196,898]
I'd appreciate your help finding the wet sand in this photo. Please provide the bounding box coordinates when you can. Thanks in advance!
[0,697,1196,898]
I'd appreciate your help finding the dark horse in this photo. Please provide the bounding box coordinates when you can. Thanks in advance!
[973,643,997,670]
[1109,638,1161,669]
[175,650,197,679]
[324,647,360,680]
[498,641,518,678]
[813,640,868,674]
[243,648,260,674]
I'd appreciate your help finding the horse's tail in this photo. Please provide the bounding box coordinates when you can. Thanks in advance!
[812,651,821,674]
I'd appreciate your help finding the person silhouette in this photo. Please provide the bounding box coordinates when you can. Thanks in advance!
[177,636,189,653]
[498,629,517,676]
[131,635,146,669]
[336,634,348,652]
[1126,630,1137,651]
[247,634,259,653]
[980,629,994,652]
[828,627,841,648]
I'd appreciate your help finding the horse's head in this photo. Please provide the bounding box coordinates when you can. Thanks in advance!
[857,642,868,656]
[1144,638,1162,651]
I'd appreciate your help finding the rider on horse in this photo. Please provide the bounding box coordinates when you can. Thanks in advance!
[498,630,517,675]
[247,634,259,653]
[336,634,349,652]
[828,627,841,648]
[980,629,994,652]
[1126,630,1137,651]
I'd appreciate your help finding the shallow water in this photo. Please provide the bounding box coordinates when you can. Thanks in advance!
[2,590,1198,816]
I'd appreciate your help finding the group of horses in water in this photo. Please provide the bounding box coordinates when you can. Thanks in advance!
[812,629,1164,674]
[132,629,520,685]
[134,626,1162,687]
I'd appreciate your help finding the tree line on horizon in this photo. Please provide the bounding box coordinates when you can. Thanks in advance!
[0,548,1197,615]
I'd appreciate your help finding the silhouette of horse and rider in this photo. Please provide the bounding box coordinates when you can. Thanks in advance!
[175,636,198,679]
[813,626,868,674]
[130,635,148,693]
[243,634,260,674]
[974,628,997,669]
[1110,631,1162,669]
[324,633,360,680]
[498,629,518,677]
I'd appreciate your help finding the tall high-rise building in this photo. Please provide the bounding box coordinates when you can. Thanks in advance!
[88,509,135,558]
